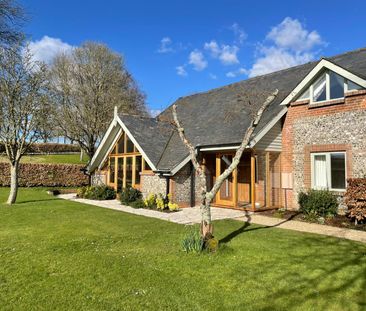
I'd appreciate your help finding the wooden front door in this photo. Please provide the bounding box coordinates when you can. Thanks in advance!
[237,152,251,204]
[215,153,236,206]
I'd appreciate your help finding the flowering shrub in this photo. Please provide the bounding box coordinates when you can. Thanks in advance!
[143,193,179,212]
[144,194,157,209]
[168,202,179,211]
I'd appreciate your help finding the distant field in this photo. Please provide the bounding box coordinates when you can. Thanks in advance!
[0,153,89,165]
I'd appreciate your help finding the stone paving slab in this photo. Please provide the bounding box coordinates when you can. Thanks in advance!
[242,214,366,244]
[58,193,366,243]
[58,194,246,225]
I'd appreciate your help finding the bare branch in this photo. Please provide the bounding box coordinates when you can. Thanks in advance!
[172,87,279,239]
[48,42,147,159]
[208,89,278,199]
[172,104,203,174]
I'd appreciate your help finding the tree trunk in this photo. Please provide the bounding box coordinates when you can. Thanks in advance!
[200,201,213,239]
[7,161,19,205]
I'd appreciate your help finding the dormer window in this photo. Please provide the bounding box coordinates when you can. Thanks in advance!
[296,69,363,104]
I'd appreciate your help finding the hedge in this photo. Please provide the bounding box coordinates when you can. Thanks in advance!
[0,163,88,187]
[344,178,366,223]
[0,143,81,154]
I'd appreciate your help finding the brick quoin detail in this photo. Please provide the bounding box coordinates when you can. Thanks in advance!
[281,90,366,209]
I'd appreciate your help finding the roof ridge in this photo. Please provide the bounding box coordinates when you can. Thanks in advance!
[325,46,366,61]
[157,46,366,117]
[118,112,155,120]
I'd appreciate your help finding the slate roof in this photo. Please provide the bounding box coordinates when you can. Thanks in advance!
[118,114,174,168]
[117,47,366,172]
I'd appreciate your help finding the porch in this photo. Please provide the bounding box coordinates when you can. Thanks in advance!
[202,150,283,211]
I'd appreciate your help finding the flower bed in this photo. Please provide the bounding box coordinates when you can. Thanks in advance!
[120,188,180,213]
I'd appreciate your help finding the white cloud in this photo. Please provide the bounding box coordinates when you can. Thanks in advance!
[150,109,162,117]
[204,40,220,57]
[176,65,187,77]
[158,37,174,53]
[226,67,248,78]
[266,17,323,52]
[248,17,324,77]
[209,73,217,80]
[188,50,207,71]
[28,36,73,64]
[204,40,239,65]
[230,23,247,45]
[219,45,239,65]
[249,47,313,77]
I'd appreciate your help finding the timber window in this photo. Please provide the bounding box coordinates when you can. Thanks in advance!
[311,152,346,191]
[107,132,149,191]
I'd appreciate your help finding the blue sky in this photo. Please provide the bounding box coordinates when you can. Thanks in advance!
[22,0,366,115]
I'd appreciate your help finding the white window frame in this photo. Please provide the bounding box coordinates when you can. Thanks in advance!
[311,151,347,191]
[296,69,363,104]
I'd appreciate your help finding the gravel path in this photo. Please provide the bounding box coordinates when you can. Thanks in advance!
[58,193,366,243]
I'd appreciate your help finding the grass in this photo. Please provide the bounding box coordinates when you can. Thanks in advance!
[0,153,88,165]
[0,188,365,311]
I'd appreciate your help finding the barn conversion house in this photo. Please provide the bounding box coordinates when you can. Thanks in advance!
[88,48,366,211]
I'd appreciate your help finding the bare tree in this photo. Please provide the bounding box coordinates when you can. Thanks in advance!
[48,42,147,159]
[0,43,49,204]
[172,89,278,240]
[0,0,25,47]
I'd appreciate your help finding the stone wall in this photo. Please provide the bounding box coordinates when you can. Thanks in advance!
[282,90,366,209]
[140,173,167,198]
[169,163,203,207]
[170,163,192,207]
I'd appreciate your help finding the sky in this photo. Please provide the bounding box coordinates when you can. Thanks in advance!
[22,0,366,116]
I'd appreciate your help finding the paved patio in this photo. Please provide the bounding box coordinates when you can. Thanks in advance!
[58,193,366,243]
[58,193,246,224]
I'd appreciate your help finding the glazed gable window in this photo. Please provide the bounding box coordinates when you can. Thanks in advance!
[311,152,346,191]
[296,70,363,103]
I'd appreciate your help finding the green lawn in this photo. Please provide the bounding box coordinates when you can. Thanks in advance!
[0,153,88,165]
[0,188,365,311]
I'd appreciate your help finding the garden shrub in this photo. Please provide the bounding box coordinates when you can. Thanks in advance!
[181,227,204,253]
[205,238,219,253]
[344,178,366,224]
[298,189,338,218]
[78,185,116,200]
[168,201,179,211]
[120,187,142,205]
[130,198,145,209]
[77,187,87,198]
[156,194,167,210]
[144,194,157,209]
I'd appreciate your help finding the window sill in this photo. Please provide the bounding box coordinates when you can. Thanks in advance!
[308,98,345,109]
[291,99,310,106]
[329,189,346,196]
[312,188,346,195]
